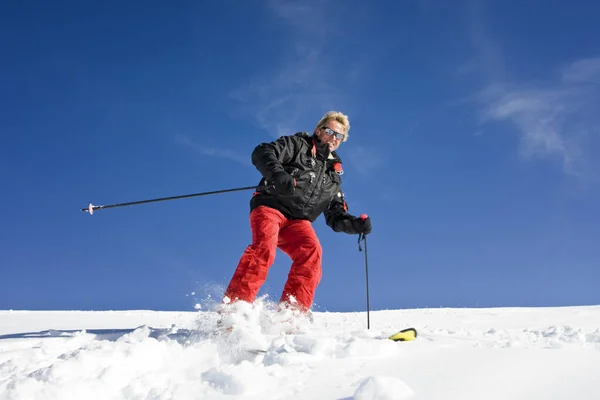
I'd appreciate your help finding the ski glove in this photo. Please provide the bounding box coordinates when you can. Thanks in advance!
[350,214,372,235]
[271,171,296,195]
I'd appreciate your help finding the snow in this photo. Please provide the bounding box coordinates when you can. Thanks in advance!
[1,302,599,400]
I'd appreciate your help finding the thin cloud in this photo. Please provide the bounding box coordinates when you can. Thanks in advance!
[562,57,600,84]
[345,146,387,176]
[464,0,507,82]
[466,3,600,176]
[480,86,572,164]
[177,136,251,167]
[478,59,600,175]
[230,0,360,138]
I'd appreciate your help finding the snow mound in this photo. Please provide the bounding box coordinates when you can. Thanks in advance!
[1,305,600,400]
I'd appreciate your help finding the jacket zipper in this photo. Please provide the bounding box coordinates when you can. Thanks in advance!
[305,161,326,214]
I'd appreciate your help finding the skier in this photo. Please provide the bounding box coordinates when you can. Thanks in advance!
[222,111,372,317]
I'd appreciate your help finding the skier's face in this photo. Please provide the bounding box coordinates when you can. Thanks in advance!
[315,120,346,152]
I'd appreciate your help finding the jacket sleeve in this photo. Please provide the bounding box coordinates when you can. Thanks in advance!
[325,188,359,234]
[251,135,302,180]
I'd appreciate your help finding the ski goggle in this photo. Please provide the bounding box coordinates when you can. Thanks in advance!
[322,127,345,141]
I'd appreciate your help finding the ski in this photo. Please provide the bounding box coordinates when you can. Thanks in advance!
[246,328,418,355]
[388,327,417,342]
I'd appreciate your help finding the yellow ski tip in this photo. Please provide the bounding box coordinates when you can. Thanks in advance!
[388,328,417,342]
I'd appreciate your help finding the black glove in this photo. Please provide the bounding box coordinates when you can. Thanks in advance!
[350,214,372,235]
[271,172,296,195]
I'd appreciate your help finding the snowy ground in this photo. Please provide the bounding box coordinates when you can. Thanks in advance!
[1,302,599,400]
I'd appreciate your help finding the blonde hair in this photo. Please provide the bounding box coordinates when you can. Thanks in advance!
[315,111,350,142]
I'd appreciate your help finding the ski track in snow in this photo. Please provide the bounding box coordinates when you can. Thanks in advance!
[1,304,599,400]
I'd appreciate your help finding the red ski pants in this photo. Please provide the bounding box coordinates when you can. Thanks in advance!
[224,206,323,311]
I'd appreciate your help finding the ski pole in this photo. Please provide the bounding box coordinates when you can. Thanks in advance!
[358,229,370,330]
[81,185,259,215]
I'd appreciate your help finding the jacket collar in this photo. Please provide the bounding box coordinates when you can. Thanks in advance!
[295,131,342,162]
[310,134,342,162]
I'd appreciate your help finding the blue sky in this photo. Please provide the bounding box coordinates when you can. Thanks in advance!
[1,0,599,312]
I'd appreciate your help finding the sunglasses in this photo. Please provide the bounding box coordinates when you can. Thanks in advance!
[322,127,345,141]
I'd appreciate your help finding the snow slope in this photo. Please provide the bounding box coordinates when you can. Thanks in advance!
[1,303,599,400]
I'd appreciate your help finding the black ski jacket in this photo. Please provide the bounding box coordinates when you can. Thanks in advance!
[250,132,360,234]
